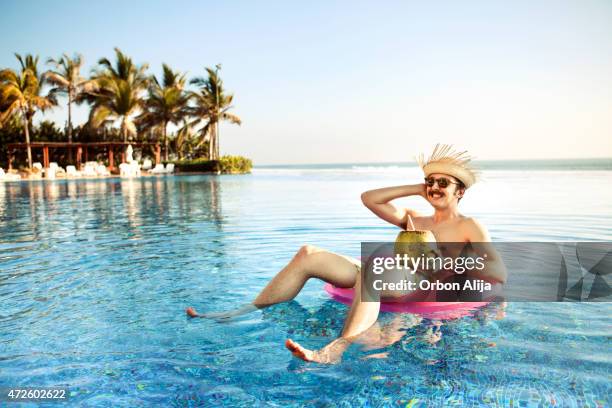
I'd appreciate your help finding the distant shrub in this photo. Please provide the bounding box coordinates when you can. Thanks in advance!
[217,155,252,174]
[172,155,252,174]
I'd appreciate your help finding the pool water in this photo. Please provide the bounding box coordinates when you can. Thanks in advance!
[0,166,610,407]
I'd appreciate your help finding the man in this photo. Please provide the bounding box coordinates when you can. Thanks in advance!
[187,144,506,363]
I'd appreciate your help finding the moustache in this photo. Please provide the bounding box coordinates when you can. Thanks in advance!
[428,190,445,197]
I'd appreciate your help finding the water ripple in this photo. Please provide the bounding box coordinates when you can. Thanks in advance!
[0,172,611,406]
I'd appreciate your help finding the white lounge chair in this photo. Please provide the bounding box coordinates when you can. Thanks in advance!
[119,163,131,177]
[83,162,98,177]
[96,164,111,176]
[142,159,153,171]
[1,168,21,181]
[45,166,56,180]
[46,162,62,179]
[130,161,140,176]
[149,163,165,174]
[165,163,175,173]
[66,165,81,177]
[33,162,43,171]
[119,162,138,177]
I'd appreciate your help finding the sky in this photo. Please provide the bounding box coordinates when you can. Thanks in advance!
[1,0,611,164]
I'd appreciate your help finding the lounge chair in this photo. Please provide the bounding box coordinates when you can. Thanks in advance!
[83,162,98,177]
[130,161,140,176]
[96,164,111,176]
[45,166,56,180]
[119,162,140,177]
[149,164,165,174]
[119,162,132,177]
[142,159,153,171]
[45,162,62,179]
[165,163,175,173]
[66,165,81,177]
[1,167,21,181]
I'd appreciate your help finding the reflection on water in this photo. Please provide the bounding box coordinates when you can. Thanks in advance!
[0,171,611,406]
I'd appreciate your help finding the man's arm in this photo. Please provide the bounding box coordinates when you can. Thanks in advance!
[463,218,507,284]
[361,184,426,229]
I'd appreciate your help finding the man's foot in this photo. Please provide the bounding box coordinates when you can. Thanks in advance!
[185,304,258,321]
[285,338,350,364]
[423,322,443,345]
[362,352,389,360]
[185,307,200,317]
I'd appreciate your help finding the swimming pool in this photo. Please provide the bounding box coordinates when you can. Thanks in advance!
[1,167,610,406]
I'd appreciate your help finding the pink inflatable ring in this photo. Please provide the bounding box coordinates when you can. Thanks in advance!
[324,283,493,320]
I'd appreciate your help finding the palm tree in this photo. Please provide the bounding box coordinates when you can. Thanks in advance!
[45,53,96,162]
[88,48,148,144]
[137,64,188,161]
[188,65,241,160]
[15,54,52,136]
[175,121,199,160]
[0,56,55,169]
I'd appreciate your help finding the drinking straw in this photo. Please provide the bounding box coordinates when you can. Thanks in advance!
[407,214,416,231]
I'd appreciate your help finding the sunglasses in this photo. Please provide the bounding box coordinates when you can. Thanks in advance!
[424,176,460,188]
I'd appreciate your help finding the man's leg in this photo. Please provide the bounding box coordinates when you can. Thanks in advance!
[285,269,381,363]
[253,244,359,306]
[186,245,359,319]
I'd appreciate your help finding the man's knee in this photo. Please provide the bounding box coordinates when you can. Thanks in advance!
[297,244,319,257]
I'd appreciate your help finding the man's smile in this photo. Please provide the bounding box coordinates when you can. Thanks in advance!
[428,190,445,199]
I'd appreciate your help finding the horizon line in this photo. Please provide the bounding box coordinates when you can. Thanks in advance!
[254,157,612,167]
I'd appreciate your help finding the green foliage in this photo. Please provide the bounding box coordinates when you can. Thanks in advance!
[1,49,246,170]
[32,120,63,142]
[45,53,96,147]
[187,66,241,160]
[88,48,149,142]
[217,155,252,173]
[0,120,64,167]
[173,155,252,174]
[136,63,188,161]
[0,114,23,166]
[0,54,56,167]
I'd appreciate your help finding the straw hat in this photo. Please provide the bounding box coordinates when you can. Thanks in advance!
[417,144,479,188]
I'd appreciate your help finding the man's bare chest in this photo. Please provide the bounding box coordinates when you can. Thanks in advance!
[414,217,466,242]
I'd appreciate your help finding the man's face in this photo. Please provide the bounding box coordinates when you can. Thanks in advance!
[424,173,464,209]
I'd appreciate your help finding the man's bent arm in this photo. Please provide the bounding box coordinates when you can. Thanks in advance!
[464,219,507,284]
[361,184,426,229]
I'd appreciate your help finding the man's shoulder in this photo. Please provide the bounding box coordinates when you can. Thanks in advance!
[458,217,490,240]
[458,216,483,228]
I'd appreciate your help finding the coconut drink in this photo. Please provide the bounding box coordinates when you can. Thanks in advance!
[394,229,438,279]
[394,215,437,260]
[394,229,436,252]
[369,213,439,300]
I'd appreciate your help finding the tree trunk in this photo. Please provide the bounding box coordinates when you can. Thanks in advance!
[27,109,34,143]
[210,121,219,161]
[67,91,73,163]
[215,121,220,160]
[208,128,213,160]
[163,122,168,162]
[122,120,127,143]
[23,112,32,169]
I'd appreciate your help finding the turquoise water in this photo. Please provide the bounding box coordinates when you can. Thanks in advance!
[0,162,611,407]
